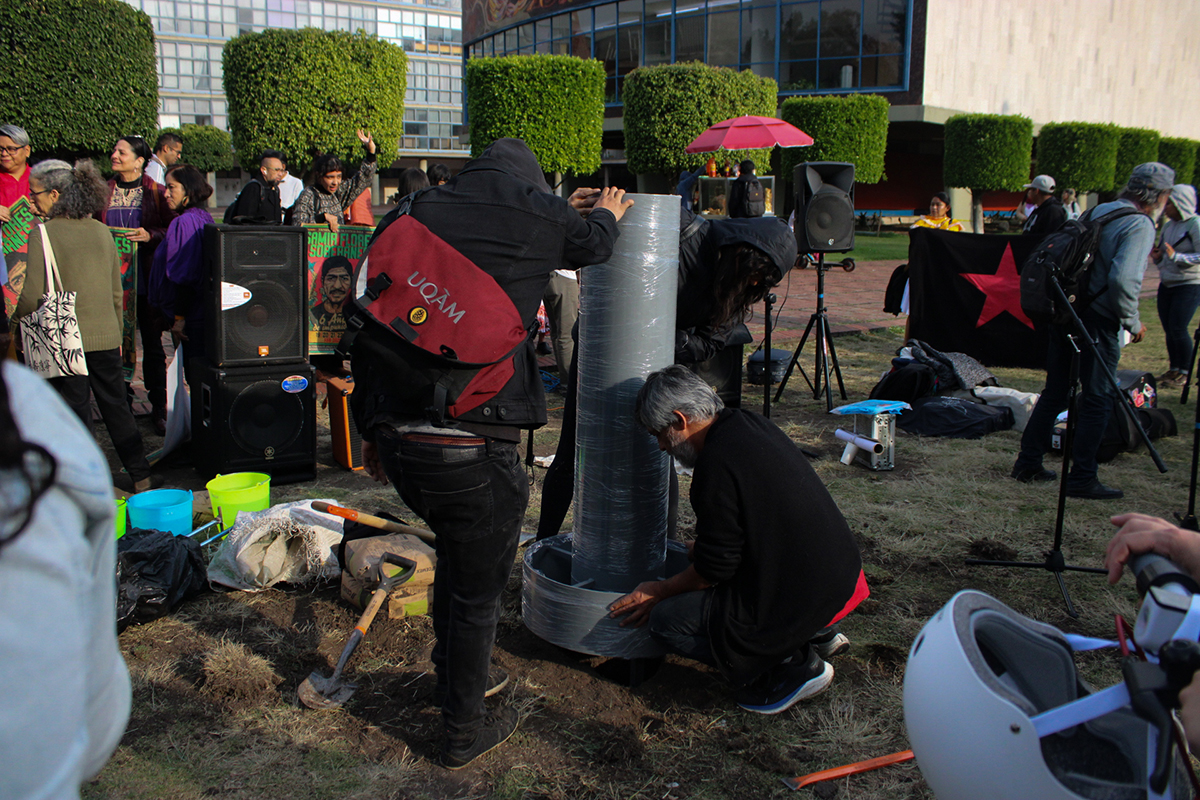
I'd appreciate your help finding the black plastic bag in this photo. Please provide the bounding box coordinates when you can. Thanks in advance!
[116,529,209,631]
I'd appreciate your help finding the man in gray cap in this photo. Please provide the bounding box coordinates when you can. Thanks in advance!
[1021,174,1068,237]
[1012,162,1175,499]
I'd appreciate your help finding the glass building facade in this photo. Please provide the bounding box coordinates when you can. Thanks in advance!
[121,0,470,157]
[464,0,911,104]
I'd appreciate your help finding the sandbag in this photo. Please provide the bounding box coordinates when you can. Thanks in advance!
[207,499,345,591]
[116,529,209,631]
[897,396,1014,439]
[970,386,1040,432]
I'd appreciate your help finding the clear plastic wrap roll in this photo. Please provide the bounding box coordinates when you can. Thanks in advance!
[571,193,680,593]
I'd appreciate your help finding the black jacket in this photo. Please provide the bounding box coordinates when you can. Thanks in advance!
[350,138,620,439]
[224,177,281,225]
[692,408,863,686]
[1023,197,1068,238]
[727,172,763,218]
[674,208,797,362]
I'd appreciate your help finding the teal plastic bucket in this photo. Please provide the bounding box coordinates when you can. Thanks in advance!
[206,472,270,528]
[115,497,127,539]
[126,489,194,536]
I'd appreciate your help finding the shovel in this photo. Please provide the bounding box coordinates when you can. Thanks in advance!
[298,552,417,710]
[311,501,436,544]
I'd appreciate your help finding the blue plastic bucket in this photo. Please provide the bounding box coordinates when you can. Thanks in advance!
[126,489,194,536]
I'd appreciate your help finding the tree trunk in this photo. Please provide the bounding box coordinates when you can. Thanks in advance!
[207,171,217,208]
[971,190,984,234]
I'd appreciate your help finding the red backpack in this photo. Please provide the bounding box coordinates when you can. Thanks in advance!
[342,193,533,422]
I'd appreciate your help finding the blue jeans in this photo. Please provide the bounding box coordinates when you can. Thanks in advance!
[648,589,717,668]
[375,428,528,743]
[1157,283,1200,372]
[1015,309,1122,486]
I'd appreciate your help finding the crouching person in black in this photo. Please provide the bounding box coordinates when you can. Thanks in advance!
[609,366,868,714]
[349,139,632,769]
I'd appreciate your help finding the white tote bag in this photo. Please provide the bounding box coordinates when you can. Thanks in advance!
[19,224,88,378]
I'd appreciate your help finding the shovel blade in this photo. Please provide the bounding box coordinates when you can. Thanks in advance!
[298,671,357,710]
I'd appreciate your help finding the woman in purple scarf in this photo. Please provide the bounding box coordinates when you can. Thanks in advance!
[148,164,214,385]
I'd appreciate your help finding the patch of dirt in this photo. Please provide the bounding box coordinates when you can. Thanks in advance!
[967,538,1020,562]
[200,641,283,708]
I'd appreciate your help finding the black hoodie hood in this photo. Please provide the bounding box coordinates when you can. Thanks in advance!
[680,207,798,286]
[457,137,551,193]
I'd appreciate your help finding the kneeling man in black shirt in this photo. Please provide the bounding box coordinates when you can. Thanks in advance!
[609,365,867,714]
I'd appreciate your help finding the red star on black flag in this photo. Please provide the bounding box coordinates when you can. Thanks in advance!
[959,243,1036,330]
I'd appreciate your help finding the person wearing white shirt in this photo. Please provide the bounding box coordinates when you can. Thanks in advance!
[144,131,182,186]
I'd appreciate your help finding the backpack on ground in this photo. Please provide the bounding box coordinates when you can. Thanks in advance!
[741,177,766,217]
[896,396,1014,439]
[1019,206,1140,325]
[340,191,533,425]
[868,360,938,403]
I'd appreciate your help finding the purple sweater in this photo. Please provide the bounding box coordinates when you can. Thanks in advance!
[148,206,213,322]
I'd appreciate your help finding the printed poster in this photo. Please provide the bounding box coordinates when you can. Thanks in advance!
[109,228,139,380]
[2,196,37,319]
[304,224,372,355]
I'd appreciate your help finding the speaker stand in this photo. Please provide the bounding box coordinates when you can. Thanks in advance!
[774,254,850,411]
[762,292,777,418]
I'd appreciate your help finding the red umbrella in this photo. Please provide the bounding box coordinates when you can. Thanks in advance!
[685,115,814,153]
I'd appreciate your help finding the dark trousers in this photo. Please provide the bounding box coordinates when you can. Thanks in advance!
[1014,310,1121,486]
[138,298,167,411]
[51,348,152,482]
[537,348,679,540]
[648,589,716,667]
[1157,283,1200,372]
[374,428,528,743]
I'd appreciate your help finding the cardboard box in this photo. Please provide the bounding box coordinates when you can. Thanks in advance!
[344,533,436,587]
[340,571,435,618]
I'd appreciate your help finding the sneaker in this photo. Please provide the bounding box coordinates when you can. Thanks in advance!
[1160,370,1189,388]
[1065,480,1123,500]
[809,628,850,660]
[432,666,510,708]
[439,708,518,770]
[736,651,834,715]
[1011,464,1057,483]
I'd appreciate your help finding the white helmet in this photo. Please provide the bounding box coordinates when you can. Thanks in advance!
[904,590,1187,800]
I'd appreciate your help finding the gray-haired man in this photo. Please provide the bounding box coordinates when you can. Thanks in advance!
[609,365,867,714]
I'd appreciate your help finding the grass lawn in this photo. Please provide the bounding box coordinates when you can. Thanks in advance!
[846,231,910,262]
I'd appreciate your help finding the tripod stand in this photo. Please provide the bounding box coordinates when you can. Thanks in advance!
[1174,327,1200,530]
[967,276,1166,617]
[774,253,853,411]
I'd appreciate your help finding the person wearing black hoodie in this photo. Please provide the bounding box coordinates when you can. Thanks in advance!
[1021,174,1068,238]
[536,206,799,541]
[349,139,632,770]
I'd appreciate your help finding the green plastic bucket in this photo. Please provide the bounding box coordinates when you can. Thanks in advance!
[207,472,271,528]
[115,497,127,539]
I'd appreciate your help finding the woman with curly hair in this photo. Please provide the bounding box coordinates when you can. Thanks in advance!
[15,159,156,492]
[292,129,378,231]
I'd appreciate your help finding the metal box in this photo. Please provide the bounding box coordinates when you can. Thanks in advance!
[853,412,896,471]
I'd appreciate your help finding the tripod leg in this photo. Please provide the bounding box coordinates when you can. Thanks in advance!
[824,320,848,401]
[1055,571,1079,619]
[775,314,818,402]
[1180,364,1200,530]
[1182,327,1200,405]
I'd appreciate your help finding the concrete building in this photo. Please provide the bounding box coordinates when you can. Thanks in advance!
[463,0,1200,216]
[121,0,472,202]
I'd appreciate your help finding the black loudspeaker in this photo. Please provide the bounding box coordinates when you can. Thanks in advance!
[690,324,752,408]
[794,162,855,253]
[191,361,317,484]
[203,224,308,366]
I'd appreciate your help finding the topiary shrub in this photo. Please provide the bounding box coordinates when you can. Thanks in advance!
[179,125,235,173]
[1113,127,1160,188]
[223,29,406,172]
[943,113,1033,232]
[0,0,158,162]
[465,55,604,175]
[1034,122,1119,193]
[778,95,890,184]
[622,62,778,178]
[1158,137,1198,187]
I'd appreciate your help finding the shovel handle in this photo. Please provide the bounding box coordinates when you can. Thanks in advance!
[312,501,436,544]
[782,750,914,790]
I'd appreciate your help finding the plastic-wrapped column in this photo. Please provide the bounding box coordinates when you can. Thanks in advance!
[571,194,679,592]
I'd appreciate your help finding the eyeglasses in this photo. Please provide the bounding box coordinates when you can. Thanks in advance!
[0,145,27,155]
[29,189,50,197]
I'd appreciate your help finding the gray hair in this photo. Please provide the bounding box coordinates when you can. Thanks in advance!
[1119,182,1171,209]
[634,365,724,432]
[0,124,29,147]
[29,159,108,219]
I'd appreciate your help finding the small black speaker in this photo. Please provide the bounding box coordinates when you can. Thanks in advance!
[689,324,752,408]
[191,360,317,483]
[203,224,308,366]
[795,162,855,253]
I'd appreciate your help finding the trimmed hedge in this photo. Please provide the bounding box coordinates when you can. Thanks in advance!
[179,124,235,173]
[623,63,778,178]
[943,114,1033,192]
[1113,127,1160,188]
[779,95,890,184]
[223,29,406,172]
[1159,137,1198,187]
[465,55,604,175]
[1034,122,1119,193]
[0,0,158,161]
